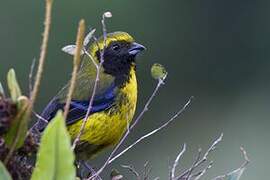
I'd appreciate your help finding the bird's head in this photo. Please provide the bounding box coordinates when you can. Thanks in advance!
[87,32,145,79]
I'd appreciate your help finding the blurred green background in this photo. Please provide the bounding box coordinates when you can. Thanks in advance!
[0,0,269,179]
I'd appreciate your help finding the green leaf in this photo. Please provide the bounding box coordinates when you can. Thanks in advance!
[7,69,22,102]
[31,111,76,180]
[0,161,12,180]
[4,96,30,149]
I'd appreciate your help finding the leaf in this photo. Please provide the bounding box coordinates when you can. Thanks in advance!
[83,28,96,47]
[0,161,12,180]
[62,45,84,56]
[0,82,5,97]
[31,111,76,180]
[4,96,30,149]
[7,69,22,102]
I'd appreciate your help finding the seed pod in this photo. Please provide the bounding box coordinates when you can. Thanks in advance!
[151,63,168,80]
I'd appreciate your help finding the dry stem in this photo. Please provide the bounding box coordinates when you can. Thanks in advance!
[4,0,53,164]
[63,20,85,119]
[72,13,110,150]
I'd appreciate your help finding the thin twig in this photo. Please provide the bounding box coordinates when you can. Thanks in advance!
[84,51,99,69]
[88,80,167,179]
[177,134,223,180]
[212,147,249,180]
[121,165,140,180]
[108,97,193,165]
[143,161,152,180]
[29,0,53,110]
[171,144,186,180]
[193,161,213,180]
[28,58,36,95]
[4,0,53,164]
[32,111,48,123]
[63,19,85,119]
[131,78,164,129]
[72,12,110,150]
[185,148,202,180]
[71,45,101,151]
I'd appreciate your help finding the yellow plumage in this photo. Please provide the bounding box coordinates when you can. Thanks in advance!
[67,67,137,152]
[35,32,145,160]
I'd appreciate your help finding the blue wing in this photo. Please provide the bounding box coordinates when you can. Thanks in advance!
[35,83,116,131]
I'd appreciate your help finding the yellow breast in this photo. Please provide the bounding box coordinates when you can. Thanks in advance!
[67,67,137,146]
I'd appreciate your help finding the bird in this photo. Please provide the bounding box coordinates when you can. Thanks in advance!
[32,31,145,160]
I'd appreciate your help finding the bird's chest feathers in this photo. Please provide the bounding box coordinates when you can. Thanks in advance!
[71,69,137,145]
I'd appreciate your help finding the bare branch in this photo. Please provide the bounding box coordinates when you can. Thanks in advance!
[212,147,249,180]
[171,144,186,179]
[63,19,85,119]
[143,161,152,180]
[28,0,53,110]
[88,78,169,179]
[185,148,202,180]
[193,161,213,180]
[177,134,223,180]
[28,58,36,95]
[108,97,193,165]
[72,12,111,150]
[32,111,48,124]
[121,165,140,180]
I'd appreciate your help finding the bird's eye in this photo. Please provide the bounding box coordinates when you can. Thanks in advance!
[112,44,120,51]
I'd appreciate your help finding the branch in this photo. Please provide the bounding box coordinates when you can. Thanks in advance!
[143,161,152,180]
[63,19,85,119]
[72,12,111,150]
[28,0,53,110]
[176,133,223,180]
[28,58,36,95]
[108,97,193,165]
[212,147,250,180]
[121,165,140,180]
[171,144,186,179]
[88,79,168,179]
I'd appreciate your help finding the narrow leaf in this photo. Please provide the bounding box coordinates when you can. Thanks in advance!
[0,161,12,180]
[7,69,22,102]
[31,111,75,180]
[4,96,30,149]
[62,45,84,55]
[83,28,96,47]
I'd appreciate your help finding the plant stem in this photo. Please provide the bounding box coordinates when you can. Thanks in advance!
[64,20,85,119]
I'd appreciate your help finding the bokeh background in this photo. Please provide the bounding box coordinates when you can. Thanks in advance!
[0,0,269,179]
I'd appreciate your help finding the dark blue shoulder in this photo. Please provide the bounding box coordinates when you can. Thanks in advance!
[36,83,117,130]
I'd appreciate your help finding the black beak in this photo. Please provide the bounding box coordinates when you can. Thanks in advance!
[128,42,146,56]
